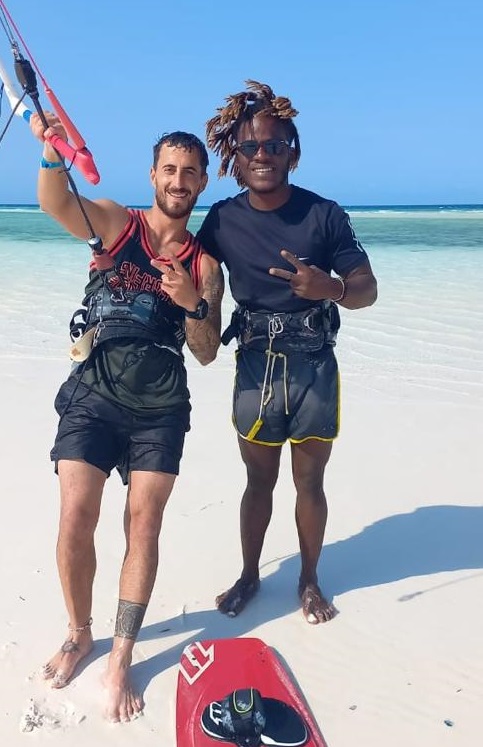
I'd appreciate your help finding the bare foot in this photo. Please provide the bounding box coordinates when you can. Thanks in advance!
[298,581,337,624]
[102,654,144,723]
[42,624,93,688]
[216,577,260,617]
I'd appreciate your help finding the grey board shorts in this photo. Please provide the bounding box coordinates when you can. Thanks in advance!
[232,346,340,445]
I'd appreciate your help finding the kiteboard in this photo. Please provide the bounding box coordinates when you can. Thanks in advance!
[176,637,328,747]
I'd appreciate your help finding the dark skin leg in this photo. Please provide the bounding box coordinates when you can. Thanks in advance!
[216,437,337,622]
[291,439,337,623]
[216,439,282,616]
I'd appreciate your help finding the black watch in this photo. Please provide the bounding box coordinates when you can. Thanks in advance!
[184,297,209,320]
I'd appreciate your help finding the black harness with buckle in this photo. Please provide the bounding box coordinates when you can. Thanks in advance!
[221,302,340,353]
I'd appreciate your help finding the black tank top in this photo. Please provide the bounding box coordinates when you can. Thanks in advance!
[75,209,204,413]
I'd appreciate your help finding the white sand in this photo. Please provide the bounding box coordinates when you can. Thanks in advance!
[1,288,482,746]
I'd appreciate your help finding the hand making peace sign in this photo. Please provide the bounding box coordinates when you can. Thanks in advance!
[269,249,341,301]
[151,255,200,311]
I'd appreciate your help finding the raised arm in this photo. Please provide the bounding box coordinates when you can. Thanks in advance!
[30,112,128,245]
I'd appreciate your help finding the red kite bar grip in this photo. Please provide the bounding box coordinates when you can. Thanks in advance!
[46,133,100,185]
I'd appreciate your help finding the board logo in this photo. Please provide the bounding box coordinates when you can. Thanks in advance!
[207,701,223,725]
[179,640,215,684]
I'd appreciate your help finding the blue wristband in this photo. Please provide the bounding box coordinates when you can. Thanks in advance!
[40,157,63,169]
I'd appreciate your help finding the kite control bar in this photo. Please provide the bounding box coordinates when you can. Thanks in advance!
[0,0,100,184]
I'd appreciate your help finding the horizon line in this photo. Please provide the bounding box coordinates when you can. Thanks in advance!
[2,201,483,209]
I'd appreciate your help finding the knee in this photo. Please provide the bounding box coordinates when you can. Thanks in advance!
[246,464,279,494]
[129,505,164,542]
[59,502,99,541]
[293,472,325,500]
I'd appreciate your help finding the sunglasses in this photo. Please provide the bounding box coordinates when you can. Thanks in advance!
[236,139,290,159]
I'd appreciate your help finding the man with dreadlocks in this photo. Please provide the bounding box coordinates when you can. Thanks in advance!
[198,80,377,624]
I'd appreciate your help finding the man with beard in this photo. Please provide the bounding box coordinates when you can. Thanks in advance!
[197,81,377,626]
[29,114,223,722]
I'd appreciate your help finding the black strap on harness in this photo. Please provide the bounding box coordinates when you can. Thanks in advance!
[69,288,185,354]
[221,302,340,353]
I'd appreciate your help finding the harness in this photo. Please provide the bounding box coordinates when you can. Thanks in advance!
[222,301,340,353]
[69,287,185,361]
[87,288,184,348]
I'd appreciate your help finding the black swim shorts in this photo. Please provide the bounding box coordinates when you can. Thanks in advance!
[232,346,340,445]
[51,378,190,484]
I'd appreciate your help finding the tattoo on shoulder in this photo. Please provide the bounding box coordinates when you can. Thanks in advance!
[114,599,147,640]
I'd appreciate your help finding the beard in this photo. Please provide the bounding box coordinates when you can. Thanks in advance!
[155,189,198,219]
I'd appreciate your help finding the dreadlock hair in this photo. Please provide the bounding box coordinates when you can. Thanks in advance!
[153,131,209,173]
[205,80,300,187]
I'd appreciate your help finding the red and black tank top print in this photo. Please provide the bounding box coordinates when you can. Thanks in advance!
[88,209,204,302]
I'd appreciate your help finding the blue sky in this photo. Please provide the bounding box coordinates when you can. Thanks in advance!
[0,0,482,206]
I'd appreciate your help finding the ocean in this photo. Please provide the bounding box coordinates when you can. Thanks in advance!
[1,203,482,406]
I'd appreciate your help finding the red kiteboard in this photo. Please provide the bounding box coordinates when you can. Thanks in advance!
[176,637,328,747]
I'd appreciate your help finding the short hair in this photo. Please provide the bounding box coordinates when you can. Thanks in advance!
[205,80,300,187]
[153,131,209,173]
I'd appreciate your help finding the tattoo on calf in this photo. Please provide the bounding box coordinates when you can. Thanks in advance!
[114,599,147,640]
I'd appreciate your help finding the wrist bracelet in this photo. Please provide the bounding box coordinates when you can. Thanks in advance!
[40,157,63,169]
[331,276,346,303]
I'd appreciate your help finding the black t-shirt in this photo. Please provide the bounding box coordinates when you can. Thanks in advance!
[197,186,368,312]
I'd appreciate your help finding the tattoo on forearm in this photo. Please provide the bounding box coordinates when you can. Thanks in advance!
[114,599,147,640]
[186,265,224,362]
[204,265,224,303]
